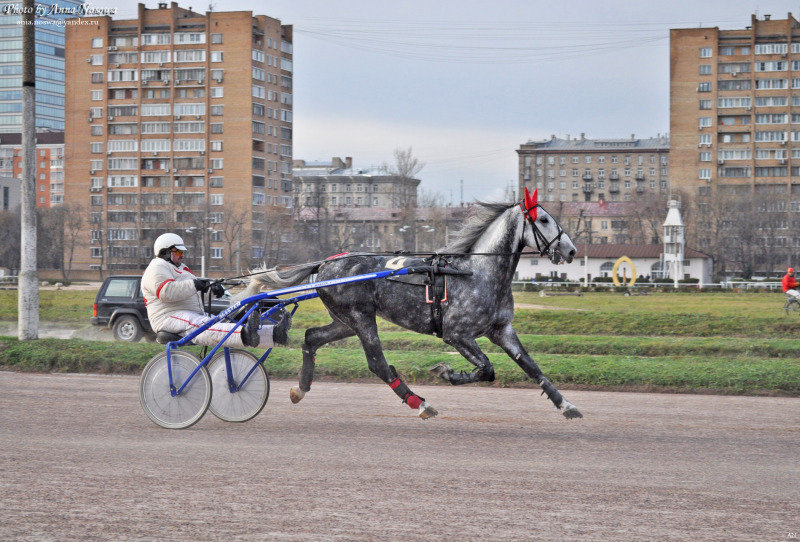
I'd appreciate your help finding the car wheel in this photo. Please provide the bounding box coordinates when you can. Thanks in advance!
[113,315,143,342]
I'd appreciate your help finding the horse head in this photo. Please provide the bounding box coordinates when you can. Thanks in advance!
[520,188,576,264]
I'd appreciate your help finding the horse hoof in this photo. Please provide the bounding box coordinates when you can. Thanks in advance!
[289,386,305,404]
[561,401,583,419]
[429,363,452,381]
[418,401,438,420]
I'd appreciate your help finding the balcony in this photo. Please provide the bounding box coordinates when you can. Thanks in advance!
[608,183,620,193]
[609,173,620,180]
[636,182,645,193]
[582,173,593,181]
[582,183,594,193]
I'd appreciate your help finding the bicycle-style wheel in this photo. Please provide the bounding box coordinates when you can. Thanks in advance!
[786,299,800,315]
[207,348,270,422]
[139,350,211,429]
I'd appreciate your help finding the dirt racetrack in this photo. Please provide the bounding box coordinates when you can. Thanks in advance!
[1,372,798,540]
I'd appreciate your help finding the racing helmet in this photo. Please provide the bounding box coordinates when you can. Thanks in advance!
[153,233,187,256]
[789,267,795,274]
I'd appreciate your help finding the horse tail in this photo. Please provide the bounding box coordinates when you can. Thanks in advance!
[234,261,322,301]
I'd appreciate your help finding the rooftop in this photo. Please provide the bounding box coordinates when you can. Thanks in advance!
[519,134,670,152]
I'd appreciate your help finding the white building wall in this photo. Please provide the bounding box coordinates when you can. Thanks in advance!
[516,255,712,284]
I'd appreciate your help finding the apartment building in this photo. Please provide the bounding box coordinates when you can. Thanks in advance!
[517,134,670,204]
[64,2,292,273]
[0,0,83,133]
[0,132,64,207]
[670,14,800,200]
[293,157,419,209]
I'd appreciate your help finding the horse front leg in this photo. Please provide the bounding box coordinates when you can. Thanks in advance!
[290,320,355,404]
[430,334,496,385]
[487,324,582,419]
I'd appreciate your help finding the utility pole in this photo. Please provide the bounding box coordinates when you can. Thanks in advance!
[19,0,38,340]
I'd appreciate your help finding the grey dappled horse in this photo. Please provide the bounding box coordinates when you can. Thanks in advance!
[243,188,582,419]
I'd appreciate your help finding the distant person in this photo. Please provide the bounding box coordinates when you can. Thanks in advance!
[141,233,290,348]
[782,267,799,300]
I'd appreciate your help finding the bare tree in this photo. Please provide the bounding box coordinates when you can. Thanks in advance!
[218,202,249,274]
[61,204,85,281]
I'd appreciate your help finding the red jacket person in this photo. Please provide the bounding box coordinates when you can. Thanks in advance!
[782,267,799,299]
[141,233,289,348]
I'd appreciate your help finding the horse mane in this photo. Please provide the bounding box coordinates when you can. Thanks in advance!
[443,201,516,253]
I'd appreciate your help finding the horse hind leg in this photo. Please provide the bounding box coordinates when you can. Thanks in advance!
[290,320,355,404]
[337,311,437,419]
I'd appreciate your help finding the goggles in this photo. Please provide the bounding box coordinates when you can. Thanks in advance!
[171,248,185,256]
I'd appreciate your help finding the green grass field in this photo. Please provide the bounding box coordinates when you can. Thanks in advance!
[1,288,799,395]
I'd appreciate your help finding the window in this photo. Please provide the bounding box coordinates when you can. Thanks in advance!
[210,105,223,116]
[175,49,205,62]
[210,158,223,169]
[720,46,735,56]
[91,142,103,153]
[174,32,206,45]
[698,82,712,92]
[699,169,711,180]
[142,104,170,116]
[699,117,712,128]
[699,47,712,58]
[211,194,223,205]
[211,33,223,44]
[699,64,711,75]
[754,43,787,55]
[141,50,170,64]
[210,140,223,151]
[699,152,711,161]
[211,123,223,134]
[755,78,788,90]
[92,38,103,48]
[211,87,223,98]
[699,99,712,110]
[210,247,222,259]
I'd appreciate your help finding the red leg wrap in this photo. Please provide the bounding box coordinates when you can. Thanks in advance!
[406,395,422,409]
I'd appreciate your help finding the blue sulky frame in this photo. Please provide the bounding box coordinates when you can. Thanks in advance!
[164,267,414,397]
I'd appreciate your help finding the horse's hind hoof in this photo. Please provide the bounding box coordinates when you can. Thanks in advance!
[429,362,452,381]
[561,401,583,419]
[418,401,438,420]
[289,386,306,404]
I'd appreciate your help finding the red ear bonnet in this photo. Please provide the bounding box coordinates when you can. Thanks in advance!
[523,187,538,221]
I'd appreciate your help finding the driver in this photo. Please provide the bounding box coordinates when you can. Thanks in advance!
[782,267,799,300]
[141,233,290,348]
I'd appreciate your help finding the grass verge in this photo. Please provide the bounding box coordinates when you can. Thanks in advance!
[2,336,797,396]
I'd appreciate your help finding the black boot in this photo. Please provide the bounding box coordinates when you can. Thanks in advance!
[241,310,261,348]
[272,308,292,345]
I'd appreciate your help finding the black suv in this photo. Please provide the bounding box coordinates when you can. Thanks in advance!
[91,275,231,342]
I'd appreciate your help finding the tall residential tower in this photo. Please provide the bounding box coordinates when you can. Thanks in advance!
[64,2,293,274]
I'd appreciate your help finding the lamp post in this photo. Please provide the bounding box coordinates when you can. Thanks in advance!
[185,226,218,277]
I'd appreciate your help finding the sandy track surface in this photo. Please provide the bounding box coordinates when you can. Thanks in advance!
[1,372,797,540]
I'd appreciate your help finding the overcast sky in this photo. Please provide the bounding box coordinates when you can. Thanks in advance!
[102,0,796,202]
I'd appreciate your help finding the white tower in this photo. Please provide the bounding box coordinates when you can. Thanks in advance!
[663,198,685,288]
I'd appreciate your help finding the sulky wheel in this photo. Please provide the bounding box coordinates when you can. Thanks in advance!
[139,350,211,429]
[207,348,270,422]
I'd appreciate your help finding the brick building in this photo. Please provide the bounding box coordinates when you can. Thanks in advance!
[517,134,670,204]
[670,13,800,201]
[64,2,293,274]
[0,132,64,207]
